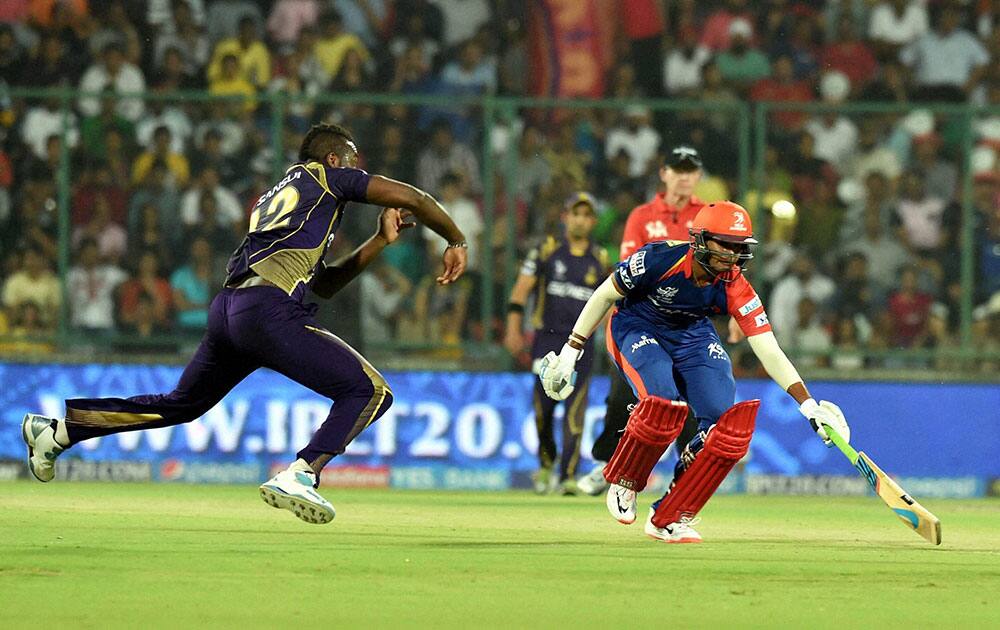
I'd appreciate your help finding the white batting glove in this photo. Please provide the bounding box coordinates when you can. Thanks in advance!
[538,343,582,401]
[800,399,851,447]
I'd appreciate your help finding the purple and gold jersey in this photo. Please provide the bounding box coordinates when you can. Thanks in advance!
[612,241,772,336]
[522,236,607,335]
[225,162,371,298]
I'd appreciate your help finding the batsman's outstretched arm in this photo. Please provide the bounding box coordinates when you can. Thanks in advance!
[538,275,624,400]
[746,331,851,445]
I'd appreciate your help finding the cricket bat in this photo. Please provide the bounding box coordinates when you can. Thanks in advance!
[824,425,942,545]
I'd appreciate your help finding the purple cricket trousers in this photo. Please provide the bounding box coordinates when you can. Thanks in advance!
[63,286,393,467]
[530,331,594,482]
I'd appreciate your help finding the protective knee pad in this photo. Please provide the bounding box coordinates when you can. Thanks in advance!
[651,399,759,527]
[602,396,688,492]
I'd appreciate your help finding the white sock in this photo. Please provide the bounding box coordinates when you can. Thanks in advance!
[287,458,313,474]
[54,419,70,447]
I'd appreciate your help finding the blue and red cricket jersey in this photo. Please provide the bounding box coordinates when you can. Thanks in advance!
[606,241,772,427]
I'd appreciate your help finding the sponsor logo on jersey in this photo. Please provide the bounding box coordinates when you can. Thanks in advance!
[630,335,659,353]
[708,342,728,360]
[645,220,669,239]
[554,259,567,279]
[546,281,595,301]
[628,250,647,277]
[655,286,679,303]
[619,272,635,290]
[754,312,769,328]
[255,170,302,207]
[738,295,762,316]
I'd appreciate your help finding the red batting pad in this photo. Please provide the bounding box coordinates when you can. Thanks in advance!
[651,399,759,527]
[603,396,688,491]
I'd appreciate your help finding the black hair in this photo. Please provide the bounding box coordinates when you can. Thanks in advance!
[298,123,357,162]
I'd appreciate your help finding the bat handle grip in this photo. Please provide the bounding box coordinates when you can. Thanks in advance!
[824,424,859,463]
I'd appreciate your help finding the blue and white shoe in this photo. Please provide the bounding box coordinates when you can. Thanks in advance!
[22,413,64,482]
[259,469,336,524]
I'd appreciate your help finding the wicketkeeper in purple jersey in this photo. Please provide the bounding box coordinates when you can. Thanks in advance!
[21,123,468,524]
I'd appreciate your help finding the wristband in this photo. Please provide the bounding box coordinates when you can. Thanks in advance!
[446,241,468,249]
[507,303,525,314]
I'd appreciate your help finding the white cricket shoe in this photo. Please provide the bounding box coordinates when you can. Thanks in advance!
[576,462,608,496]
[644,508,702,543]
[606,483,637,524]
[259,469,335,524]
[22,414,65,482]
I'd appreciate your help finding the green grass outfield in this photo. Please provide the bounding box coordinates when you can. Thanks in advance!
[1,483,998,629]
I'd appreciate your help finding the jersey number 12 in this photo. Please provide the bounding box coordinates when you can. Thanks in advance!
[250,186,300,232]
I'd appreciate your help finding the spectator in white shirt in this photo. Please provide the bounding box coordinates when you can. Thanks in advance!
[439,39,496,94]
[78,41,147,123]
[68,238,128,332]
[605,106,662,178]
[893,169,949,256]
[430,0,491,49]
[179,167,244,229]
[792,296,833,367]
[868,0,928,54]
[663,30,711,96]
[805,113,858,172]
[20,99,79,160]
[900,5,991,102]
[136,102,194,154]
[769,253,836,344]
[415,120,482,195]
[359,260,412,344]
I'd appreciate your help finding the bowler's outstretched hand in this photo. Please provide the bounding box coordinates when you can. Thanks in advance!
[438,246,467,285]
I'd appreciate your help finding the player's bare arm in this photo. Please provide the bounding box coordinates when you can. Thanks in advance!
[365,175,468,285]
[504,272,537,355]
[745,331,849,445]
[312,208,415,299]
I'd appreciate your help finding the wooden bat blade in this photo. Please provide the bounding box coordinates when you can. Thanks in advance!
[858,452,942,545]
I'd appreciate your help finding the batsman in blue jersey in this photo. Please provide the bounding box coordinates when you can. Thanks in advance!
[539,201,852,542]
[21,123,468,524]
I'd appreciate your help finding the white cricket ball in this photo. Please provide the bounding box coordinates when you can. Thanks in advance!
[771,199,796,219]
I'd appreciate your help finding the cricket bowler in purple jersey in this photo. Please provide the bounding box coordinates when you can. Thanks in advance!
[21,123,468,524]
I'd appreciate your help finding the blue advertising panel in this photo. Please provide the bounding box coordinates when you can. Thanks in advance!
[1,363,997,486]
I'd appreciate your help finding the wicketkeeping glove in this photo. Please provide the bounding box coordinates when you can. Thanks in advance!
[538,343,582,401]
[800,399,851,446]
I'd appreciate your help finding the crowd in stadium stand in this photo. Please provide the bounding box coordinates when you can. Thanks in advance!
[0,0,997,369]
